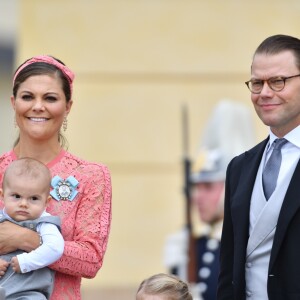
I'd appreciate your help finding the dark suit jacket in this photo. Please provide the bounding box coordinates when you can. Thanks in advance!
[217,138,300,300]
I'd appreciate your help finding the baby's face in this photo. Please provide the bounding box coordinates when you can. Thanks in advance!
[2,175,50,221]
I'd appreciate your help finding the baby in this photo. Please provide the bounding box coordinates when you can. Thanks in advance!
[0,158,64,299]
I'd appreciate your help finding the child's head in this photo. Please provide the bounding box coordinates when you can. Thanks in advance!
[136,273,193,300]
[1,158,52,221]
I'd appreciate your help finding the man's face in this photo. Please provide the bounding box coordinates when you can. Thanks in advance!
[191,181,224,224]
[251,50,300,137]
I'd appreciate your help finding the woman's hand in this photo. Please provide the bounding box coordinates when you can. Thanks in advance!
[0,221,40,254]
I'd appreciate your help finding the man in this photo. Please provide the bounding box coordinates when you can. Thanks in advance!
[217,34,300,300]
[164,100,255,300]
[188,148,226,300]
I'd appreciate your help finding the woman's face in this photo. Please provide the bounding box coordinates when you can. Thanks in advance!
[11,74,72,143]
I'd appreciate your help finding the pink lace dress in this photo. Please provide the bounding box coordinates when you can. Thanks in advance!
[0,150,112,300]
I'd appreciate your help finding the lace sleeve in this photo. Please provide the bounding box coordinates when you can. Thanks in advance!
[50,164,112,278]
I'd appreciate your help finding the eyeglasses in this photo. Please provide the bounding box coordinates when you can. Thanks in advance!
[245,74,300,94]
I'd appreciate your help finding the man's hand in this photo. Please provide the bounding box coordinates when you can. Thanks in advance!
[0,258,9,277]
[11,257,21,273]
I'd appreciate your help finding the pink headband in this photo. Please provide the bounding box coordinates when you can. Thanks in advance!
[13,55,75,93]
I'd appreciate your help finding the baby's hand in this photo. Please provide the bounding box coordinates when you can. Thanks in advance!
[11,256,21,273]
[0,258,9,277]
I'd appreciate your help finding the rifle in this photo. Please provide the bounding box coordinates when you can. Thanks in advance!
[182,104,197,283]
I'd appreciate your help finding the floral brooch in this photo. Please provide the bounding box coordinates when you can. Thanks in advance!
[50,175,79,201]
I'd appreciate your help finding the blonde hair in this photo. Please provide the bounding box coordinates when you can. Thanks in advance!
[136,273,193,300]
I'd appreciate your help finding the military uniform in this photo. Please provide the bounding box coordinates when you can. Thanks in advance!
[164,100,256,300]
[193,222,222,300]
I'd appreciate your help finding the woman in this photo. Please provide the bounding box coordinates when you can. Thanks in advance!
[0,55,112,299]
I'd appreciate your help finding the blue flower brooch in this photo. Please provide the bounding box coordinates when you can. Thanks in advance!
[50,175,79,201]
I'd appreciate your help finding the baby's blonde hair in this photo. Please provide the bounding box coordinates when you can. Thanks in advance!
[136,273,193,300]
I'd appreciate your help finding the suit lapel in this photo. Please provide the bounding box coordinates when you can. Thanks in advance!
[247,185,287,257]
[232,139,268,252]
[269,158,300,269]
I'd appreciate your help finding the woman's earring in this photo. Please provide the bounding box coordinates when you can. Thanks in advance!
[63,117,68,132]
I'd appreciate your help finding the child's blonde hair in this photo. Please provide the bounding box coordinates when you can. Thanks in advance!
[136,273,193,300]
